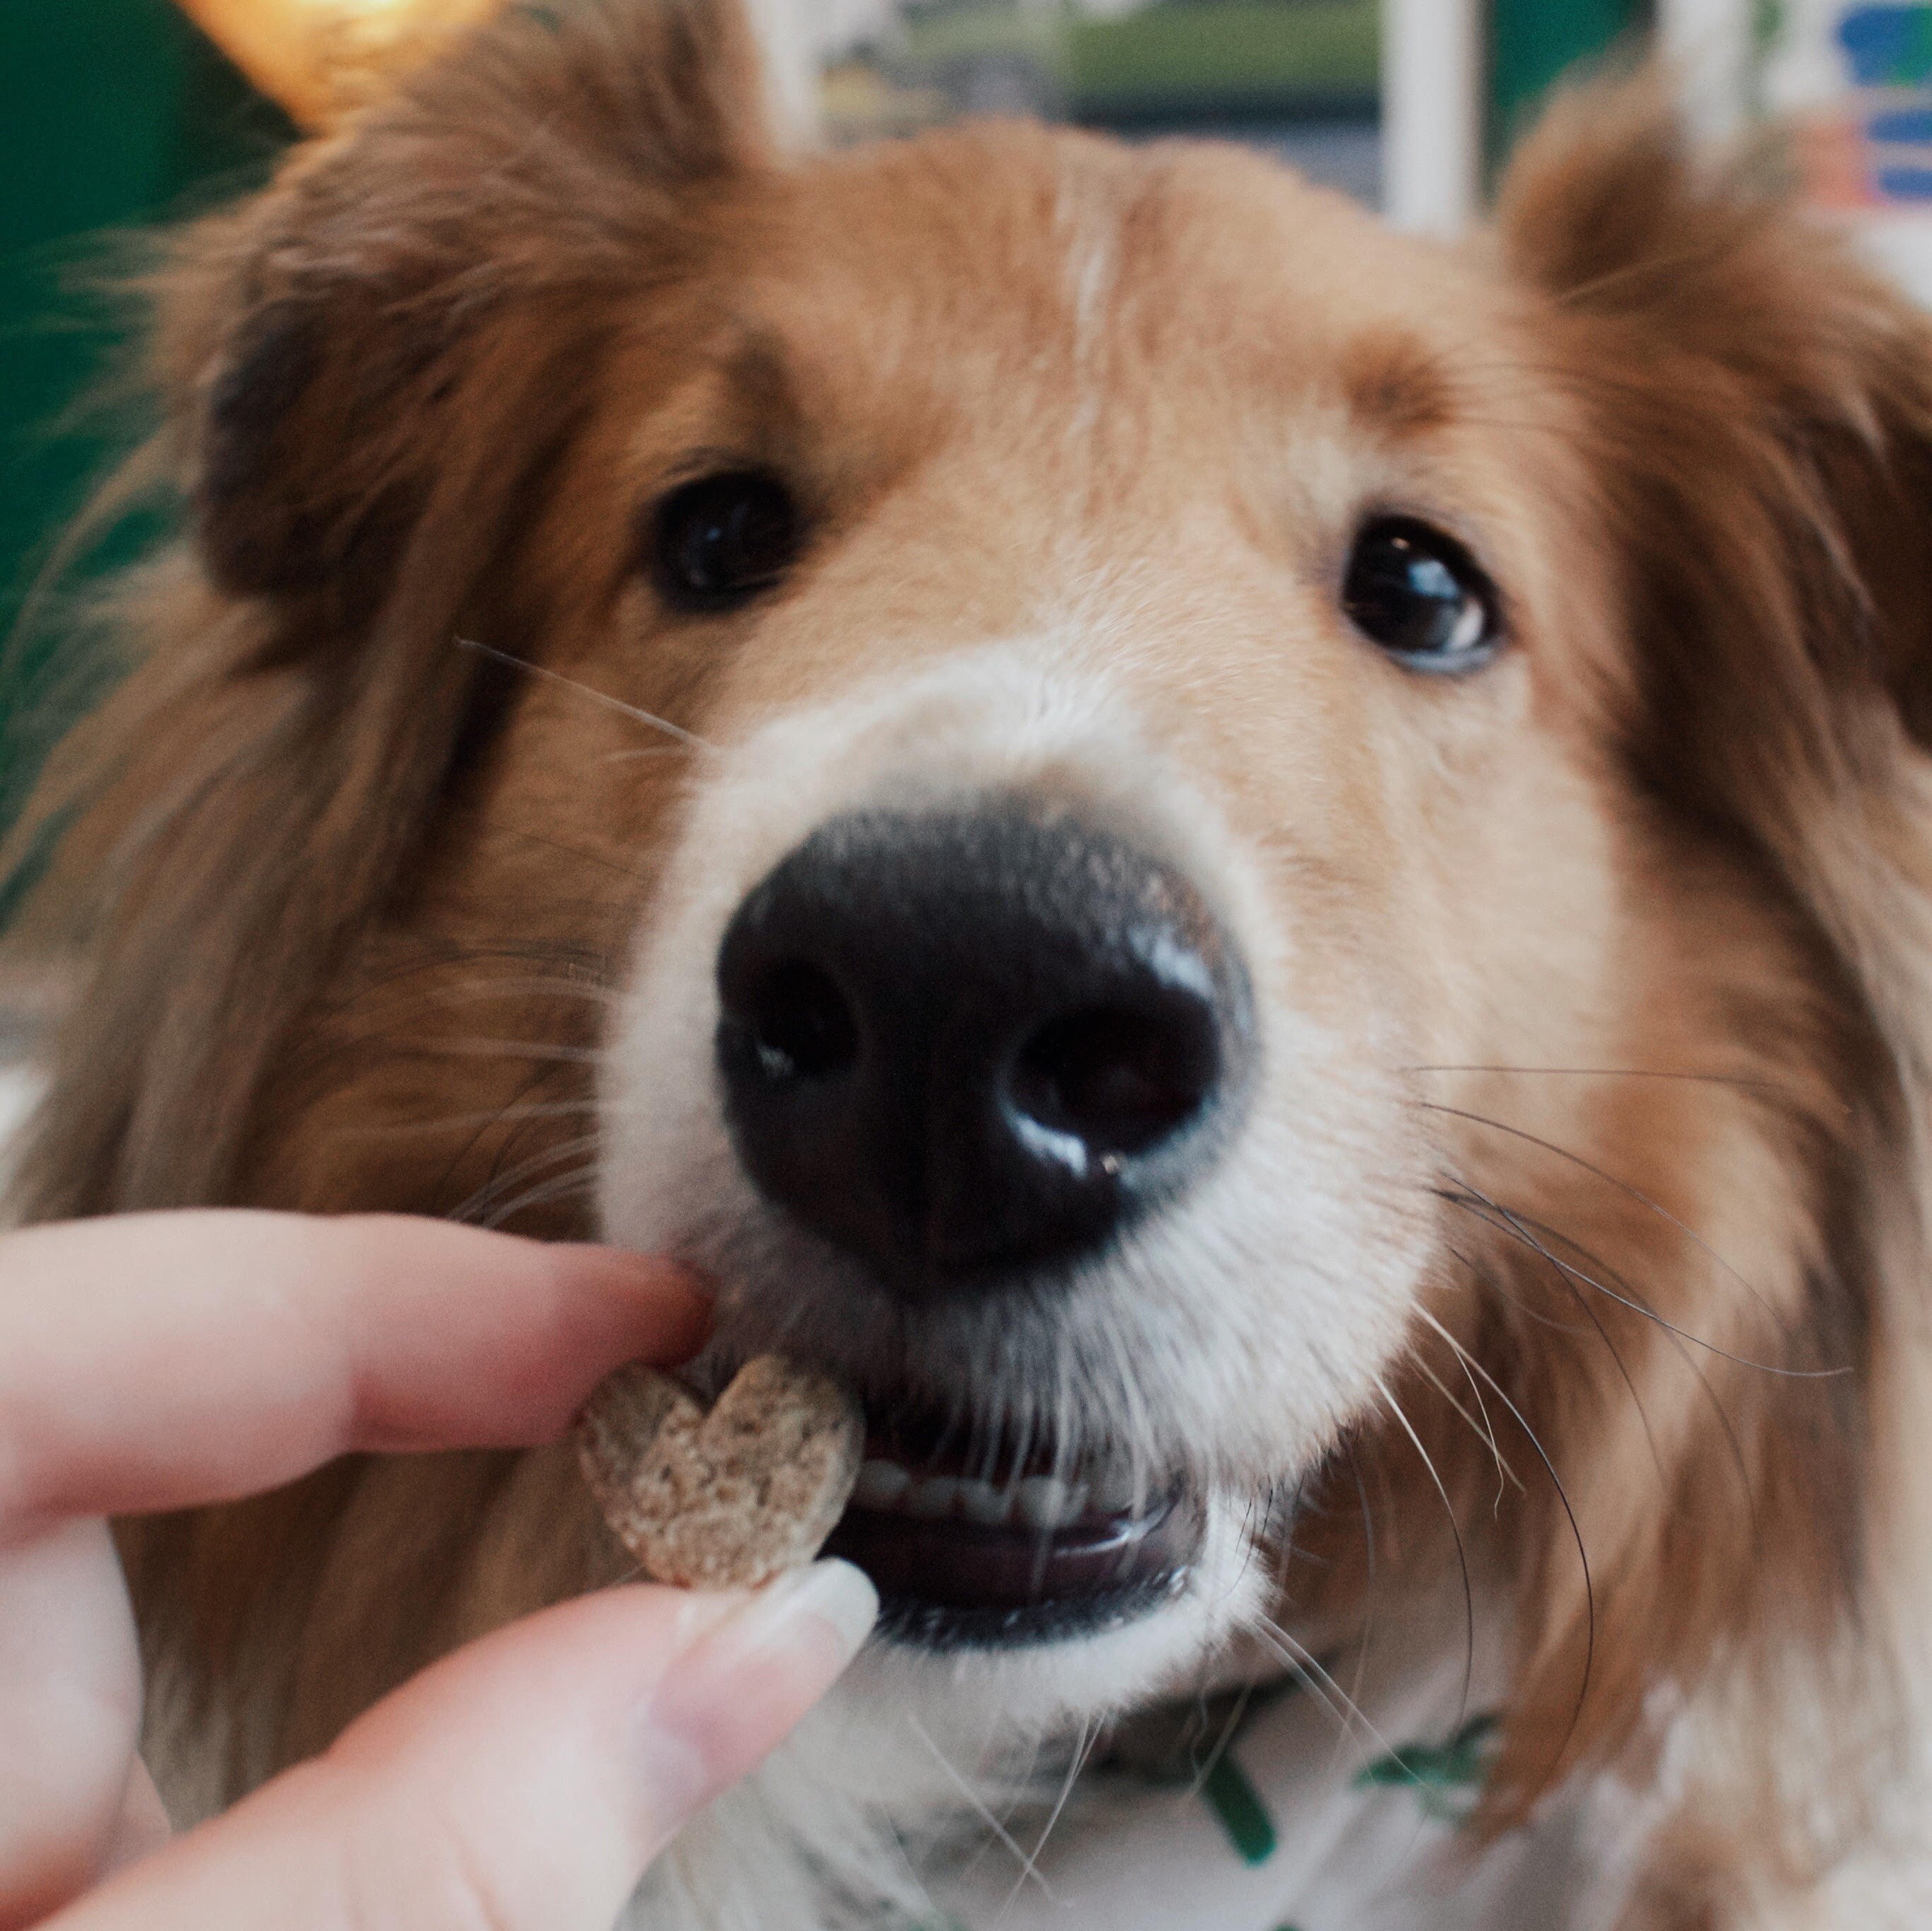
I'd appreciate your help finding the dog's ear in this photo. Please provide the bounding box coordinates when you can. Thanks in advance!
[1497,76,1932,798]
[6,1,781,1218]
[1497,76,1932,1145]
[168,0,774,604]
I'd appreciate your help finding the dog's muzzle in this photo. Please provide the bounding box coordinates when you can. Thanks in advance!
[711,802,1254,1644]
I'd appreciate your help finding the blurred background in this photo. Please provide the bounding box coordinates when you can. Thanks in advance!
[3,0,1931,878]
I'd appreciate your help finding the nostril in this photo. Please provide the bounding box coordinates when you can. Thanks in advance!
[1010,999,1220,1157]
[739,960,859,1086]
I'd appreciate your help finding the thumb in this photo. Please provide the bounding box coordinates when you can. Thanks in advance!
[47,1563,877,1931]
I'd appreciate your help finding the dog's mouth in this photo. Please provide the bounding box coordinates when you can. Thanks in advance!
[821,1404,1205,1649]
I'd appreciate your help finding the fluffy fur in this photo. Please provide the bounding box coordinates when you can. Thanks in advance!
[11,3,1932,1922]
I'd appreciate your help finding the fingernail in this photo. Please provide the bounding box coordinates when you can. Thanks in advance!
[635,1562,879,1819]
[707,1559,879,1667]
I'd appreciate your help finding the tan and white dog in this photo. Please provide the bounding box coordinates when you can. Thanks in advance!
[11,2,1932,1923]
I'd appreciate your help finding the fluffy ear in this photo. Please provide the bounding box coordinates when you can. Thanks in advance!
[1497,76,1932,793]
[1495,77,1932,1116]
[168,0,774,603]
[6,0,777,1217]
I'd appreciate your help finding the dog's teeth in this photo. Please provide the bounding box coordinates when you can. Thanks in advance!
[1015,1476,1087,1529]
[956,1478,1014,1526]
[847,1460,1119,1528]
[907,1476,961,1519]
[854,1459,912,1508]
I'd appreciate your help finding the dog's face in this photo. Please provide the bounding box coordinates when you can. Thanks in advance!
[184,43,1837,1734]
[416,125,1677,1721]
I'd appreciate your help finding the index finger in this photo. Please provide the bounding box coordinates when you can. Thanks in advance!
[0,1212,708,1538]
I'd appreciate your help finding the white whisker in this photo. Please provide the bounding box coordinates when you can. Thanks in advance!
[998,1716,1092,1921]
[478,1167,604,1230]
[1412,1348,1521,1506]
[1247,1615,1412,1772]
[1373,1373,1475,1718]
[903,1711,1047,1896]
[339,1099,607,1140]
[457,635,714,750]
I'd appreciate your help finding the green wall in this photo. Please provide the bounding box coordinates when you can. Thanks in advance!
[1490,0,1654,161]
[0,0,290,847]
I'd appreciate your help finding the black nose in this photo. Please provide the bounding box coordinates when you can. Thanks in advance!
[714,806,1253,1295]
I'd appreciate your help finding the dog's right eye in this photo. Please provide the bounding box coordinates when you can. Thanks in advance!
[650,471,801,612]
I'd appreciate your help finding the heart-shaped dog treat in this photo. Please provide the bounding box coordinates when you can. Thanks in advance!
[576,1356,864,1590]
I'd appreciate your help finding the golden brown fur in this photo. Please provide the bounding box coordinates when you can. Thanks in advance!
[11,6,1932,1920]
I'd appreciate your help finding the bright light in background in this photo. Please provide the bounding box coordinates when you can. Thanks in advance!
[174,0,501,127]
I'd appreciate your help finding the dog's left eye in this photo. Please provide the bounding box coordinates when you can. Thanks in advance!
[651,470,801,611]
[1341,516,1500,670]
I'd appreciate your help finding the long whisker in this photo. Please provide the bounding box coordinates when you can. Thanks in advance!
[1372,1373,1475,1721]
[307,953,617,1037]
[421,973,618,1004]
[1403,1065,1831,1106]
[999,1717,1094,1920]
[1263,1477,1379,1790]
[470,1127,606,1199]
[340,1099,607,1140]
[1414,1290,1595,1771]
[1179,1681,1258,1805]
[1439,1176,1669,1486]
[1420,1314,1519,1505]
[1412,1347,1521,1506]
[285,946,617,1085]
[405,1038,606,1065]
[1247,1615,1415,1774]
[469,818,650,884]
[1247,1620,1359,1742]
[1487,1198,1763,1525]
[401,976,621,1008]
[1438,1222,1596,1335]
[477,1165,604,1230]
[1342,1445,1380,1780]
[430,1050,590,1205]
[903,1711,1047,1896]
[1414,1101,1808,1346]
[457,635,714,750]
[455,1130,605,1225]
[1437,1179,1846,1379]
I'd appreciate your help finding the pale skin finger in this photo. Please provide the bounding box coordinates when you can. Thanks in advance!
[0,1211,709,1925]
[43,1565,879,1931]
[0,1211,709,1534]
[0,1522,139,1931]
[0,1525,181,1931]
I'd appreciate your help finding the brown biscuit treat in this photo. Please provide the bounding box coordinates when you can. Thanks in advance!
[576,1355,864,1590]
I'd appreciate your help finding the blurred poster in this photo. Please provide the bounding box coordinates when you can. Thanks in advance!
[805,0,1381,203]
[1764,1,1932,294]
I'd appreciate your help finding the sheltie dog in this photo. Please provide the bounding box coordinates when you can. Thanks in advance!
[11,2,1932,1922]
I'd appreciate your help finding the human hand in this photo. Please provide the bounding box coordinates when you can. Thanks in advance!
[0,1211,878,1930]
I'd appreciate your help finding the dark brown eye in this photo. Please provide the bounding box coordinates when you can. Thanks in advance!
[1342,516,1500,670]
[651,471,801,611]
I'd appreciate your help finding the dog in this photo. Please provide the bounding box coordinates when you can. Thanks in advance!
[10,1,1932,1922]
